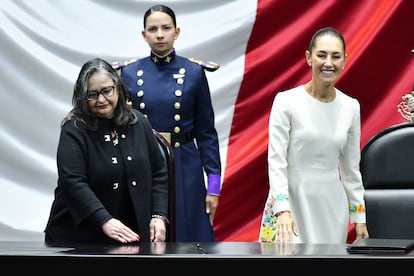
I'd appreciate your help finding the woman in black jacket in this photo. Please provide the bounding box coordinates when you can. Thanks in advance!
[44,57,169,246]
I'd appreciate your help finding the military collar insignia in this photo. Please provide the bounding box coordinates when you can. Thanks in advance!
[151,50,175,65]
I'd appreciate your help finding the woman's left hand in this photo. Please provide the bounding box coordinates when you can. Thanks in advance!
[354,223,369,241]
[206,194,219,225]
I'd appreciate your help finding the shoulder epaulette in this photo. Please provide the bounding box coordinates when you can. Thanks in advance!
[188,57,220,72]
[111,58,138,70]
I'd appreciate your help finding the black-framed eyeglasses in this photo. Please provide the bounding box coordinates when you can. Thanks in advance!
[86,85,115,101]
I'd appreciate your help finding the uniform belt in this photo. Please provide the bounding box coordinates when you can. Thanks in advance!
[159,131,194,145]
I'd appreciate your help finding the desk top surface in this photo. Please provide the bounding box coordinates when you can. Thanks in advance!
[1,240,414,259]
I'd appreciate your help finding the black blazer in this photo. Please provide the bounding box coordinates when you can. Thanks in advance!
[45,109,168,245]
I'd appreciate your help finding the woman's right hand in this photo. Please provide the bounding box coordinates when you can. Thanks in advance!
[275,211,297,242]
[102,218,140,243]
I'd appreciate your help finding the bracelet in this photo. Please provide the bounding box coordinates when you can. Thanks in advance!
[276,210,291,217]
[151,214,169,224]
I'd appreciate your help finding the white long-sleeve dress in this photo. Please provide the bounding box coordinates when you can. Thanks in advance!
[259,85,367,244]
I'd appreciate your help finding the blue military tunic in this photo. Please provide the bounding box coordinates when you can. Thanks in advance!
[120,50,221,242]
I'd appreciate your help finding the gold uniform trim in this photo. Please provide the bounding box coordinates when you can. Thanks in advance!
[188,58,220,72]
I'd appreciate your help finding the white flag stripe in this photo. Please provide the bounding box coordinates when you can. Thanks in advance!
[0,0,257,239]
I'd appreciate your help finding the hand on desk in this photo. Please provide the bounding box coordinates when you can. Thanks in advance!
[102,218,140,243]
[354,223,369,241]
[275,211,298,243]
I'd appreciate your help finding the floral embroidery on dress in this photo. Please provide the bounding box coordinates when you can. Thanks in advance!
[259,193,288,242]
[276,193,288,202]
[349,203,365,213]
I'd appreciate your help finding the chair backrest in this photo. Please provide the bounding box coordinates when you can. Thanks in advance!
[360,122,414,239]
[153,129,176,242]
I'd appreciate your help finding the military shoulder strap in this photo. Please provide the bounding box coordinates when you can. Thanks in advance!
[111,58,138,70]
[188,57,220,72]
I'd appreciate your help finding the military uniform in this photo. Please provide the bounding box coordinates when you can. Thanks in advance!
[118,50,221,242]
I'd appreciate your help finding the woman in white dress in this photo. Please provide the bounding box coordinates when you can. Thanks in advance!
[259,27,369,244]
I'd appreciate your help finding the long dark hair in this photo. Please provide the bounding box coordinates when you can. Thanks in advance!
[62,57,134,130]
